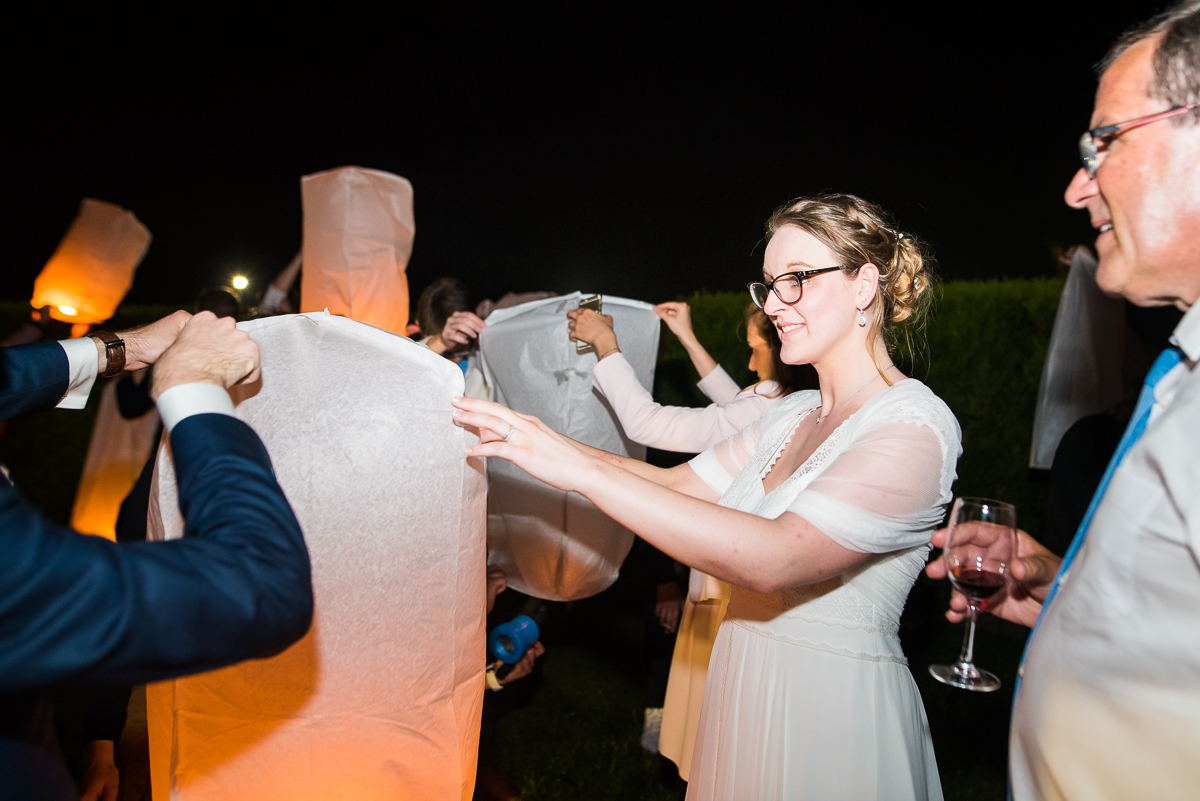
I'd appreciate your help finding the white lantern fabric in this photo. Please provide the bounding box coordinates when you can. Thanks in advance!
[146,312,486,801]
[1029,249,1125,469]
[69,373,160,540]
[300,167,415,336]
[31,198,151,324]
[479,293,660,600]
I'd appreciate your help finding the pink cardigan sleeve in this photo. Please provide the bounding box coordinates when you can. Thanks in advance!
[696,365,742,404]
[591,352,778,453]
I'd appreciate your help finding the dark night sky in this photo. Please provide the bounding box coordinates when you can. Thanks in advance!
[0,3,1172,310]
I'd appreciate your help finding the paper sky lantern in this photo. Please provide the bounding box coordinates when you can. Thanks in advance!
[69,374,160,540]
[479,293,660,601]
[1029,248,1126,469]
[147,312,486,800]
[31,198,151,323]
[300,166,414,335]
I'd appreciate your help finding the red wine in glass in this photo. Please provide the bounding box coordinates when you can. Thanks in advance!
[949,566,1006,603]
[929,497,1016,692]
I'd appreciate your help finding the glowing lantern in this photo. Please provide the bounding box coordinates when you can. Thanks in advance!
[147,312,486,800]
[300,166,414,335]
[70,375,160,540]
[478,293,661,600]
[31,198,151,324]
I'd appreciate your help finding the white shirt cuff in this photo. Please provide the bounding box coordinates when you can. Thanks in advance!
[156,383,237,433]
[57,337,101,410]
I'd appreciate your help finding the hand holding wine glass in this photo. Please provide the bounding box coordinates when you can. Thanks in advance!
[929,497,1017,692]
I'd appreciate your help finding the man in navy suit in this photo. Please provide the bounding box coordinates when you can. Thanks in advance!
[0,310,314,800]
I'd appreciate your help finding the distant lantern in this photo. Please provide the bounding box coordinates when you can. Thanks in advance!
[232,275,249,290]
[31,199,152,324]
[300,166,415,336]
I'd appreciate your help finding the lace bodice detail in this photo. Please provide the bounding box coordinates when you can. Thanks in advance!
[690,380,961,652]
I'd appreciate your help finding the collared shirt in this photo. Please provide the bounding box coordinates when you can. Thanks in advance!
[56,338,234,431]
[1010,302,1200,800]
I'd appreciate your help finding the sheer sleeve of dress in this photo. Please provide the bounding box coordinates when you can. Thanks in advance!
[688,418,764,498]
[786,395,961,554]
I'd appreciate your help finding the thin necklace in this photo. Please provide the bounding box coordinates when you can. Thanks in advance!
[814,368,891,424]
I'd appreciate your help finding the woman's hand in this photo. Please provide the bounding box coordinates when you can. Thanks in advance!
[566,309,618,356]
[925,526,1061,629]
[654,302,698,346]
[452,396,600,494]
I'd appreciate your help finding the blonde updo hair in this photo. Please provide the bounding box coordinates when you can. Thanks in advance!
[764,193,936,379]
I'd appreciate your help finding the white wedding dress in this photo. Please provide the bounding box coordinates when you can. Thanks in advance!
[685,379,961,801]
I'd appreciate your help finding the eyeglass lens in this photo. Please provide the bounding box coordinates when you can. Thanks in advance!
[748,275,804,308]
[1079,132,1098,178]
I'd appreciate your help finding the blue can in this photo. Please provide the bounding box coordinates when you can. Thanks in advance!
[488,615,541,664]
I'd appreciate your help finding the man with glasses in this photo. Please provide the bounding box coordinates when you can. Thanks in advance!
[927,3,1200,797]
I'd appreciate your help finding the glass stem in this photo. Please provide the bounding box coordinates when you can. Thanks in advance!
[958,603,979,667]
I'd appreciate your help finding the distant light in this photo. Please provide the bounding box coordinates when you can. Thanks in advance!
[232,276,249,290]
[58,305,78,316]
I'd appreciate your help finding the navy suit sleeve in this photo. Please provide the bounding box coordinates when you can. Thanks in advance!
[0,342,70,421]
[0,414,313,692]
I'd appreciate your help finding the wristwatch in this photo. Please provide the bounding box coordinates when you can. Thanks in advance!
[90,331,127,378]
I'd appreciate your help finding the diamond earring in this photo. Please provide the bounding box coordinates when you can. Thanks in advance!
[857,306,867,327]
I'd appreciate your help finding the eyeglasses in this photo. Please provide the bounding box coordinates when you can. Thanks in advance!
[748,266,844,308]
[1079,101,1200,178]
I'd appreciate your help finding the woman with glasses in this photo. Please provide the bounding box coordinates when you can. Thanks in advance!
[453,193,960,800]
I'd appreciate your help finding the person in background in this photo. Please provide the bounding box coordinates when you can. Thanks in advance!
[255,250,302,317]
[416,278,476,357]
[928,4,1200,797]
[1,312,314,801]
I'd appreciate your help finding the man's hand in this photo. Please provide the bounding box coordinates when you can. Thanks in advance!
[655,581,684,634]
[486,565,507,615]
[499,641,545,685]
[118,310,192,371]
[653,302,699,347]
[566,309,618,355]
[926,527,1061,628]
[95,310,192,373]
[150,312,261,400]
[442,312,487,350]
[79,740,119,801]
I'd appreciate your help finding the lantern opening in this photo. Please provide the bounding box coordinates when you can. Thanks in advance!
[59,305,78,316]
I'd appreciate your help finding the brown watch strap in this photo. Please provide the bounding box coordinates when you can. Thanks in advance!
[91,331,127,378]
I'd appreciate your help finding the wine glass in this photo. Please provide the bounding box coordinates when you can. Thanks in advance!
[929,497,1016,692]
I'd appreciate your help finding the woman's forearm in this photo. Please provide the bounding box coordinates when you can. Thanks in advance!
[574,457,866,592]
[567,437,694,491]
[681,337,719,379]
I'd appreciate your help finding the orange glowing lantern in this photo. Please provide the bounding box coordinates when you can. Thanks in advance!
[300,167,414,335]
[30,198,151,324]
[70,375,160,540]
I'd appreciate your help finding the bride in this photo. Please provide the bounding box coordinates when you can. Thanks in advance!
[454,193,960,800]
